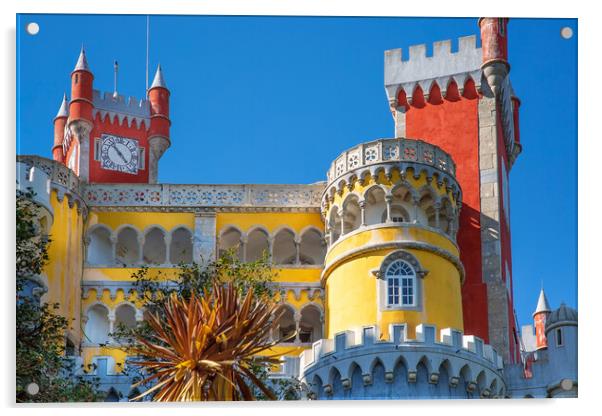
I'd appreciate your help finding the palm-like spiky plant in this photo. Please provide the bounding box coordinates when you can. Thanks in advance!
[129,281,289,401]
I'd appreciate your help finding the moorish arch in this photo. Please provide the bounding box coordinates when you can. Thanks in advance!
[272,228,297,265]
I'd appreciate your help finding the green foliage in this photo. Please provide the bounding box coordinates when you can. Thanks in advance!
[16,189,102,402]
[113,249,302,400]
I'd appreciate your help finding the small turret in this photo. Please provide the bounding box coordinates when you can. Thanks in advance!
[66,47,95,180]
[69,47,94,123]
[147,64,171,183]
[533,288,551,350]
[52,93,69,162]
[478,18,510,96]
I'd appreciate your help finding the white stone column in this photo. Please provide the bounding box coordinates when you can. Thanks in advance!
[137,234,145,265]
[83,236,91,265]
[108,311,116,344]
[164,234,172,265]
[412,197,420,224]
[434,202,441,228]
[385,195,393,223]
[110,235,117,265]
[241,235,248,262]
[267,236,274,263]
[294,311,302,344]
[193,212,217,263]
[359,200,367,227]
[294,238,301,265]
[338,210,345,235]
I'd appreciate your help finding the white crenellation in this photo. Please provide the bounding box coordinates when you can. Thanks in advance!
[301,323,503,372]
[17,162,53,216]
[384,35,482,104]
[92,90,151,128]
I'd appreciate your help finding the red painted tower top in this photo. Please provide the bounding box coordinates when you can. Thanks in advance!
[52,94,69,163]
[69,47,94,124]
[52,49,171,184]
[478,18,509,67]
[533,288,551,350]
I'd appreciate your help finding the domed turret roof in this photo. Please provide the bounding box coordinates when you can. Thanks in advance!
[545,303,578,332]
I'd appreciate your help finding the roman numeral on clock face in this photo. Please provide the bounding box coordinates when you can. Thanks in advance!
[99,134,140,174]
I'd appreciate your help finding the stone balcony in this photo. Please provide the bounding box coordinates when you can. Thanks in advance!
[327,138,456,184]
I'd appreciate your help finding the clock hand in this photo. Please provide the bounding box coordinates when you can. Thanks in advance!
[114,146,128,164]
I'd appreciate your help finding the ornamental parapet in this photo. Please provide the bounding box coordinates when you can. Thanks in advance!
[16,161,53,217]
[324,138,460,203]
[84,183,324,210]
[300,323,505,399]
[17,155,86,215]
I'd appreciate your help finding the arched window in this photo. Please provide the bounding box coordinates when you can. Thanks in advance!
[84,304,110,344]
[299,228,326,265]
[87,226,113,265]
[274,305,296,343]
[218,227,242,260]
[439,198,454,234]
[328,208,341,244]
[113,303,137,344]
[272,229,297,265]
[418,189,437,228]
[115,304,137,330]
[170,227,193,264]
[115,227,139,266]
[342,195,361,233]
[364,186,387,226]
[143,227,167,265]
[299,305,322,343]
[385,260,416,307]
[246,228,269,262]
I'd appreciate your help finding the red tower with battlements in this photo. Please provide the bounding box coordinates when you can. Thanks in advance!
[52,48,171,184]
[384,18,522,363]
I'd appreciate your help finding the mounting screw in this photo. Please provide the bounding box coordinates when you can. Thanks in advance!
[26,22,40,35]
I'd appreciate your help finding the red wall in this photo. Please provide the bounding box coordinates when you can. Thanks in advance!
[404,94,490,342]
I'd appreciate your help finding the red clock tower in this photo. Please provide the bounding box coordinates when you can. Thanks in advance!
[52,48,171,184]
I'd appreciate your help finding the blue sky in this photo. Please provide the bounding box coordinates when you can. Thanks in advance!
[16,14,577,329]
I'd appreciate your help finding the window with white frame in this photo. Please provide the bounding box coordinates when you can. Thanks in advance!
[386,260,416,307]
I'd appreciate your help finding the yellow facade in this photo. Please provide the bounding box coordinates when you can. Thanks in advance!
[44,190,85,346]
[27,135,464,380]
[322,166,463,340]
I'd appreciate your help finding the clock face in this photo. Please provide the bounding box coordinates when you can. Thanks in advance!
[100,134,139,174]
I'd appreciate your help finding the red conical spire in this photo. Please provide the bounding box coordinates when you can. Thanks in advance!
[52,93,69,162]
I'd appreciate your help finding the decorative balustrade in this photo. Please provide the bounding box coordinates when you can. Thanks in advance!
[326,138,457,186]
[16,156,325,209]
[18,155,82,195]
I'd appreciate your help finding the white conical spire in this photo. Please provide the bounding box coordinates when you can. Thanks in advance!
[74,46,90,72]
[150,64,167,89]
[55,93,69,118]
[533,287,551,316]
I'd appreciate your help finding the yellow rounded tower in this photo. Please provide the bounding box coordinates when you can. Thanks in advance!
[321,138,464,339]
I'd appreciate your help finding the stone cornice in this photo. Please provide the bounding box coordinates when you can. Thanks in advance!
[321,239,464,285]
